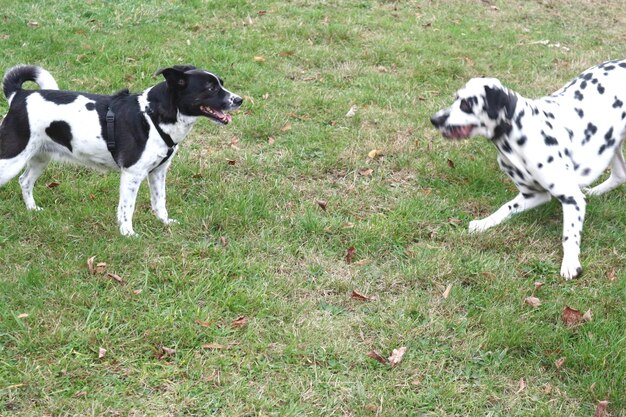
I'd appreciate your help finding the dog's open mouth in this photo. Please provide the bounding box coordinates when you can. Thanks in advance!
[442,125,475,139]
[200,106,232,125]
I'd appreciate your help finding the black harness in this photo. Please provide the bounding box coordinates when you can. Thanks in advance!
[105,107,176,170]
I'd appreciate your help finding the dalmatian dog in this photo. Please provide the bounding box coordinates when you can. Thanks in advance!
[0,64,242,236]
[431,59,626,279]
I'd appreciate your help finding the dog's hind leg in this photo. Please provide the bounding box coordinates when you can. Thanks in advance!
[469,192,552,233]
[18,153,51,210]
[585,139,626,196]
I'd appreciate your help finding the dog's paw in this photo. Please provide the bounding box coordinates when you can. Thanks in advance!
[119,224,136,237]
[26,204,43,211]
[468,219,492,233]
[560,259,582,280]
[164,218,178,226]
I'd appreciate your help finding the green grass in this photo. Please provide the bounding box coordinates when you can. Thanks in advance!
[1,0,625,416]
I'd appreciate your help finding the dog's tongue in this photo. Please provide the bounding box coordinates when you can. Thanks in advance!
[446,125,473,139]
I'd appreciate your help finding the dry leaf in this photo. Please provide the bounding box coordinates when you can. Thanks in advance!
[388,346,407,367]
[365,404,379,413]
[562,306,585,327]
[524,296,541,308]
[345,246,356,264]
[583,309,592,322]
[593,400,609,417]
[280,123,292,132]
[17,313,29,319]
[353,259,370,266]
[278,51,294,57]
[267,136,275,145]
[351,290,373,302]
[132,289,143,295]
[96,262,107,274]
[367,149,383,159]
[442,283,453,299]
[27,20,39,28]
[98,347,107,359]
[231,316,248,328]
[554,357,566,369]
[345,105,358,118]
[74,391,87,398]
[367,350,389,365]
[447,159,455,168]
[534,281,544,290]
[87,256,96,275]
[359,168,373,177]
[316,200,327,211]
[516,378,526,394]
[106,272,124,285]
[253,56,266,62]
[219,236,228,247]
[157,346,176,359]
[607,268,616,282]
[202,343,227,350]
[195,319,213,327]
[226,159,237,165]
[46,181,60,188]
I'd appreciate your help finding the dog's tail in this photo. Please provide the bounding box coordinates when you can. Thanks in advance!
[3,65,59,105]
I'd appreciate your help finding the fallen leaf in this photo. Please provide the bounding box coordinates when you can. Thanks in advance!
[87,256,96,274]
[132,289,143,295]
[562,306,585,327]
[353,259,370,266]
[156,346,176,359]
[267,136,275,145]
[280,123,292,132]
[367,149,383,159]
[74,391,87,398]
[27,20,39,28]
[278,51,294,57]
[229,137,241,150]
[195,319,213,327]
[583,308,592,322]
[96,262,107,274]
[98,347,106,359]
[231,316,248,328]
[359,168,373,177]
[447,159,455,168]
[593,400,609,417]
[106,272,124,285]
[257,10,268,16]
[524,296,542,308]
[254,55,266,62]
[46,181,60,188]
[534,281,544,290]
[345,246,356,264]
[367,350,389,365]
[442,283,453,299]
[448,218,462,225]
[516,378,526,394]
[316,200,327,211]
[345,105,358,117]
[226,159,237,165]
[17,313,29,319]
[351,290,374,302]
[219,236,228,247]
[388,346,407,367]
[202,343,228,350]
[554,357,566,369]
[365,404,379,413]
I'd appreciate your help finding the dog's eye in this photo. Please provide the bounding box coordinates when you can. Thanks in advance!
[459,99,472,113]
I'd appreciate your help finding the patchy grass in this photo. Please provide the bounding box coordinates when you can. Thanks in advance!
[0,1,624,416]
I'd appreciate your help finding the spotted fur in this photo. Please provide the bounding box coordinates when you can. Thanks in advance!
[431,59,626,280]
[0,64,242,236]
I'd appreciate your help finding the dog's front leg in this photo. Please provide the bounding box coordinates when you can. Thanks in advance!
[147,164,177,226]
[557,190,586,280]
[117,171,145,236]
[469,192,551,233]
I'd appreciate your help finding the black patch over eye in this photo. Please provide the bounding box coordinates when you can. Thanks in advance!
[459,99,472,113]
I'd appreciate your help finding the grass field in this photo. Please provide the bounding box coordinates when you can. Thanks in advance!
[0,0,625,416]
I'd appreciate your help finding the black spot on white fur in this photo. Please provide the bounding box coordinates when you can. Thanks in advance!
[45,121,73,151]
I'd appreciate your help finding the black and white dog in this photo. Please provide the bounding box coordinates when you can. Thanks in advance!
[0,64,242,236]
[431,59,626,279]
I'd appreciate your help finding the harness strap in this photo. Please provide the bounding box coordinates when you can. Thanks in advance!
[106,109,116,156]
[105,106,177,171]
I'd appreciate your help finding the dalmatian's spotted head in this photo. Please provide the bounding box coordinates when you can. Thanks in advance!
[431,78,518,140]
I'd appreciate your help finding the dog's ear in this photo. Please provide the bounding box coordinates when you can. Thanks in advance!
[154,67,190,90]
[484,85,517,120]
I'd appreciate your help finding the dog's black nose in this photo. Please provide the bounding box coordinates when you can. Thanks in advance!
[233,96,243,106]
[430,113,448,127]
